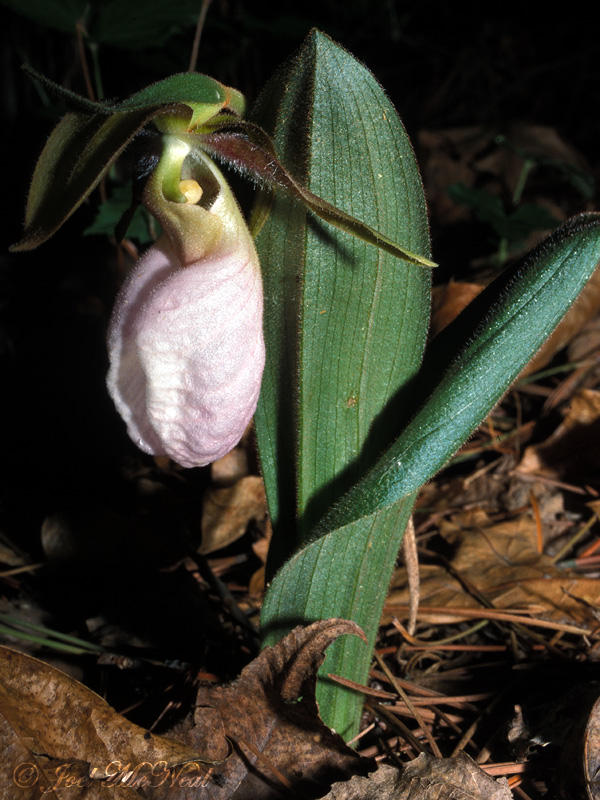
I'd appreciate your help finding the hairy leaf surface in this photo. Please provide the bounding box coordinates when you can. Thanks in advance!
[254,30,431,738]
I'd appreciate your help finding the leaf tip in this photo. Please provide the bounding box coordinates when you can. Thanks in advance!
[413,253,438,268]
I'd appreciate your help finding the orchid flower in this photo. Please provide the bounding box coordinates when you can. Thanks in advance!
[106,139,264,468]
[11,69,433,471]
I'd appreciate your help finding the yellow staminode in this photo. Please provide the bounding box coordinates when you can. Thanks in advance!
[179,179,203,205]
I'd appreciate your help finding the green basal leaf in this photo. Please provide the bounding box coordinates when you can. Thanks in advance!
[254,30,431,739]
[11,71,244,252]
[261,496,415,739]
[315,213,600,536]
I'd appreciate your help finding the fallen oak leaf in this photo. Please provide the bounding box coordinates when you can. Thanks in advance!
[0,623,372,799]
[163,619,374,800]
[0,646,226,799]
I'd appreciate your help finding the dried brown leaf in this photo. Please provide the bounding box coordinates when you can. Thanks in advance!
[248,565,265,597]
[387,513,600,629]
[248,520,272,597]
[0,622,372,800]
[323,754,511,800]
[169,619,372,800]
[0,647,219,799]
[252,518,272,565]
[419,123,589,232]
[418,128,491,226]
[561,388,600,425]
[478,123,588,200]
[200,476,266,555]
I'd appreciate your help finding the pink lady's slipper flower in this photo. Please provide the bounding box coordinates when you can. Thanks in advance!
[106,140,265,467]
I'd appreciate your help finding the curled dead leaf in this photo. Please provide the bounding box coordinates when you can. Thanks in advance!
[0,621,371,799]
[172,619,372,800]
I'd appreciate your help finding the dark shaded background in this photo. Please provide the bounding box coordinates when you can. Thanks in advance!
[0,0,598,721]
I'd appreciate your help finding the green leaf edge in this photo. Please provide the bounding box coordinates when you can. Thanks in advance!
[22,64,244,116]
[314,212,600,536]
